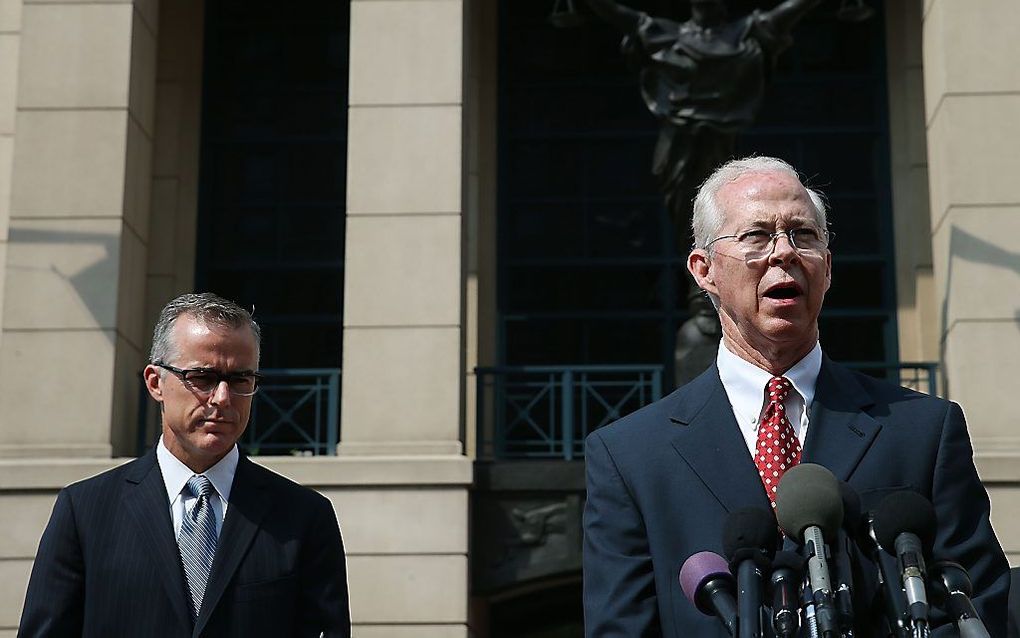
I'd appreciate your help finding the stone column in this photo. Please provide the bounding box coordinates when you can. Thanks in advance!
[886,1,938,366]
[0,0,20,351]
[922,0,1020,562]
[0,0,158,458]
[341,0,465,457]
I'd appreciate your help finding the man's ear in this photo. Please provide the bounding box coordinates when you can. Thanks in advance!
[688,249,717,295]
[824,250,832,292]
[142,364,164,403]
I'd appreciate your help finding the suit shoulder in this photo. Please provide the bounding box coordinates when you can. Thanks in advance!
[829,362,956,426]
[243,458,333,509]
[60,456,146,496]
[586,385,687,451]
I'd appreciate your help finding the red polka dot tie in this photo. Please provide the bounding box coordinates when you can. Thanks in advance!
[755,376,802,508]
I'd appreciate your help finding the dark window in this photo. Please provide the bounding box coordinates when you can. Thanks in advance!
[197,1,350,370]
[498,1,898,374]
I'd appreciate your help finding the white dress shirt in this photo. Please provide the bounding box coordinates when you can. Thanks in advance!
[716,341,823,459]
[156,436,238,538]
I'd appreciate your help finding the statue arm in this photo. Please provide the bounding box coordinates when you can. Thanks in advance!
[764,0,823,35]
[584,0,643,32]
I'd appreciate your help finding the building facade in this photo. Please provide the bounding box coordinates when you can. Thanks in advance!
[0,0,1017,635]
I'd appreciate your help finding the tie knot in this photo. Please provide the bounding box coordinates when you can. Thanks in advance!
[186,475,214,499]
[767,376,791,400]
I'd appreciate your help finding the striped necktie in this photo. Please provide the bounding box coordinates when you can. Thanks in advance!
[178,474,219,620]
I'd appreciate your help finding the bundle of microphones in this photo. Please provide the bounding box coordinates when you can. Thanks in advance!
[679,464,991,638]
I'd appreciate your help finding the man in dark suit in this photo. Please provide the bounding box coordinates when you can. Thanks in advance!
[582,157,1010,636]
[19,293,351,637]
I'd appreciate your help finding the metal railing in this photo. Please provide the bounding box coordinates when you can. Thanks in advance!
[475,365,663,461]
[138,368,341,456]
[844,361,938,396]
[475,362,939,461]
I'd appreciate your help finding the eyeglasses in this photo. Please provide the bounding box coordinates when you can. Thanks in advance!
[704,227,833,260]
[154,363,261,397]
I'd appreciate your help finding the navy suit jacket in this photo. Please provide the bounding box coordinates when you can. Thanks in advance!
[19,450,351,637]
[583,358,1009,637]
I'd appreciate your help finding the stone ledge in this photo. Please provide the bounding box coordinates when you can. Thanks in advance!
[975,451,1020,483]
[0,454,473,490]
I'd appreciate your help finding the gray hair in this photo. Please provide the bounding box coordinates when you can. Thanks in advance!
[690,156,828,250]
[149,292,261,365]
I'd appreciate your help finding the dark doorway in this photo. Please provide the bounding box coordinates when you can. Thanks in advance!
[489,577,583,638]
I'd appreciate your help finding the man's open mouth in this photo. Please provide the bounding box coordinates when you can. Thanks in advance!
[763,282,802,299]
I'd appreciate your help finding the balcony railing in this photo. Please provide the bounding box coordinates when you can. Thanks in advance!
[138,368,341,456]
[475,362,938,461]
[475,365,663,461]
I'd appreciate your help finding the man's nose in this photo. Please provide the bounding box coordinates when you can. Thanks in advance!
[768,232,799,263]
[208,380,232,405]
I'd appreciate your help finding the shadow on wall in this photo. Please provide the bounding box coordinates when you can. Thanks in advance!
[6,225,120,345]
[939,225,1020,397]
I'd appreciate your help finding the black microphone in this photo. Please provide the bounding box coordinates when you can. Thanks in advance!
[722,507,780,638]
[861,510,911,638]
[929,561,991,638]
[873,490,938,636]
[770,550,804,638]
[834,481,862,635]
[680,551,738,636]
[775,463,844,638]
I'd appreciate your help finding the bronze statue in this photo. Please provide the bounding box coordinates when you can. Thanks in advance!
[585,0,821,247]
[585,0,823,385]
[674,289,722,385]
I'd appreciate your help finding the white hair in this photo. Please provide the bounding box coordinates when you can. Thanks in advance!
[690,156,828,250]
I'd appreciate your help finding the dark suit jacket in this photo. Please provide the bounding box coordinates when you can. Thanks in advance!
[19,450,351,637]
[583,358,1009,637]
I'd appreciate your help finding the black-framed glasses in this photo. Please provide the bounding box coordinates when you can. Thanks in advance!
[154,363,261,397]
[704,227,833,260]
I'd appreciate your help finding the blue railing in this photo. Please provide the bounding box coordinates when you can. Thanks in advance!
[845,362,938,396]
[475,365,663,461]
[475,362,939,461]
[138,368,341,456]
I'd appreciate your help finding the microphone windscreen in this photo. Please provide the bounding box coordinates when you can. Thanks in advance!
[872,490,937,554]
[838,481,864,537]
[774,463,844,542]
[722,507,780,564]
[771,550,805,576]
[679,551,732,612]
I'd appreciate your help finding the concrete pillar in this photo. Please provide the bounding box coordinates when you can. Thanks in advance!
[0,0,20,355]
[145,0,202,346]
[922,0,1020,562]
[339,2,471,633]
[0,0,159,458]
[341,0,465,457]
[885,0,938,366]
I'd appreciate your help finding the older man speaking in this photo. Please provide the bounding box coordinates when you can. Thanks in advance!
[582,156,1009,636]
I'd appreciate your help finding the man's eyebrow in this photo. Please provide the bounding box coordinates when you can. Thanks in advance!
[742,216,815,228]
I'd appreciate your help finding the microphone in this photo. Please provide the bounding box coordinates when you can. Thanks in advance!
[834,481,862,635]
[770,550,804,638]
[679,551,738,636]
[873,490,937,636]
[722,507,780,638]
[928,561,991,638]
[861,510,911,638]
[775,463,844,638]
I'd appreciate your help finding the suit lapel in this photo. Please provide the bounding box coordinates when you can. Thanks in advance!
[123,450,192,630]
[802,357,881,482]
[193,455,273,637]
[668,366,773,513]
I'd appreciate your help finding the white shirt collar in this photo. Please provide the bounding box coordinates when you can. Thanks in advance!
[156,435,239,504]
[717,341,823,454]
[717,340,822,409]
